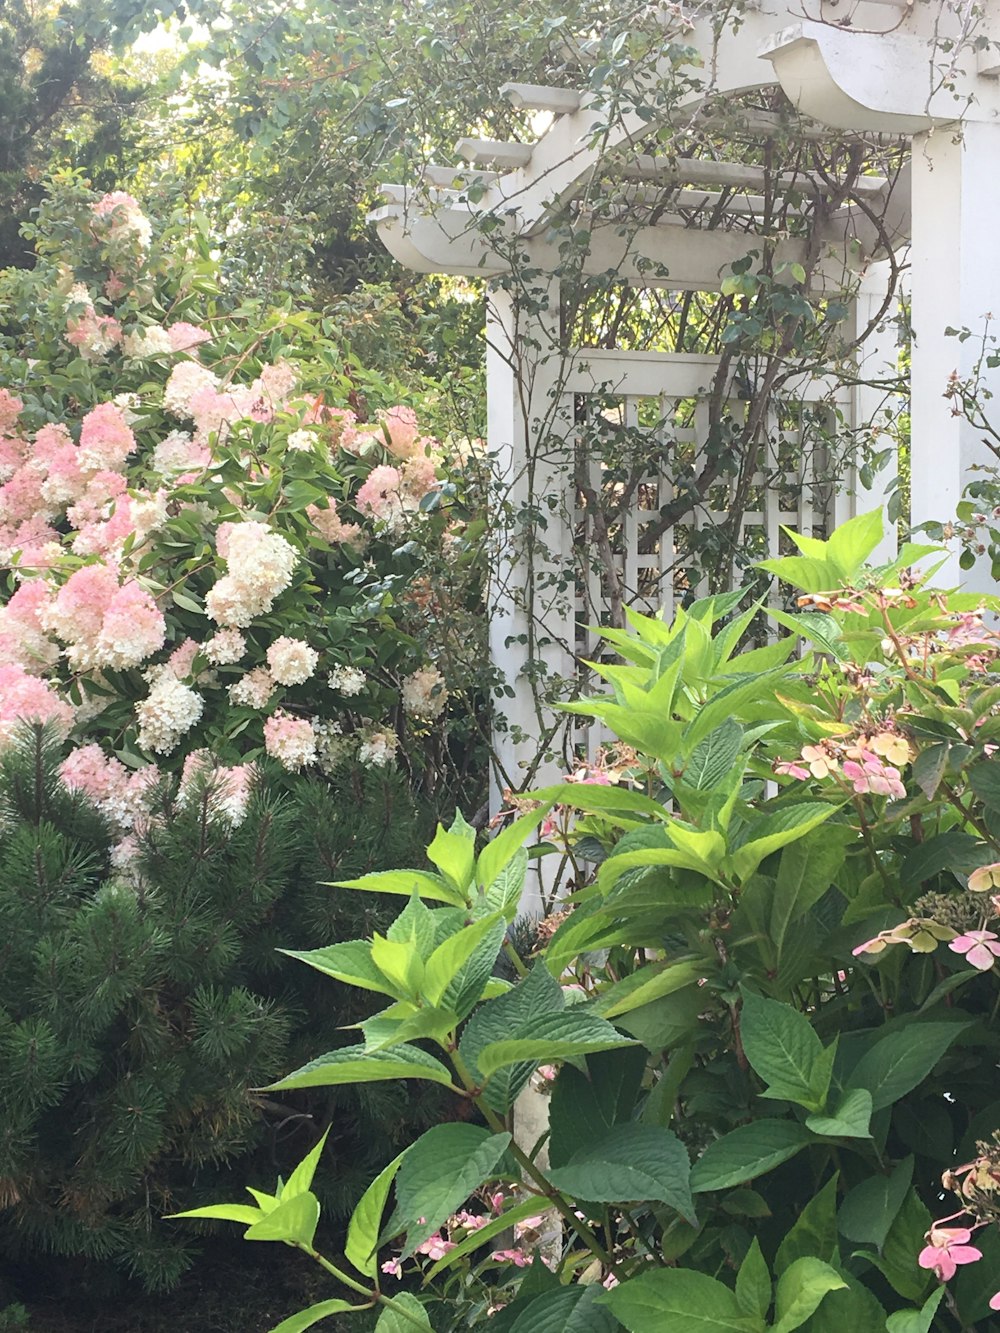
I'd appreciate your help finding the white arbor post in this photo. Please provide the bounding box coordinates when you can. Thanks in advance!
[486,279,575,915]
[909,124,1000,591]
[847,260,902,565]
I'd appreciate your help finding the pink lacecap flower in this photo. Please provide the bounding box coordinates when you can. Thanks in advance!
[490,1248,532,1268]
[949,930,1000,970]
[380,1258,402,1279]
[918,1226,982,1281]
[842,750,905,799]
[415,1234,454,1262]
[968,863,1000,893]
[775,760,810,780]
[489,1192,505,1215]
[537,1064,558,1082]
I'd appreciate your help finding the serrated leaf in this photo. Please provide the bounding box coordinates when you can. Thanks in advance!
[739,989,832,1112]
[735,1238,771,1322]
[244,1192,320,1247]
[846,1022,966,1109]
[281,1129,330,1201]
[504,1285,621,1333]
[459,965,565,1113]
[476,804,554,891]
[426,815,476,893]
[884,1288,944,1333]
[422,912,503,1006]
[594,959,703,1019]
[330,869,467,907]
[683,719,744,791]
[345,1151,407,1277]
[268,1299,372,1333]
[729,804,836,881]
[280,941,395,995]
[375,1293,434,1332]
[475,1009,635,1077]
[392,1124,511,1256]
[168,1203,263,1225]
[600,1268,761,1331]
[266,1044,455,1091]
[838,1157,913,1251]
[805,1088,872,1139]
[691,1121,812,1193]
[771,1257,846,1333]
[547,1123,695,1223]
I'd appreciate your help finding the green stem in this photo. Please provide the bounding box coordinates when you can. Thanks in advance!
[306,1248,431,1331]
[502,937,529,979]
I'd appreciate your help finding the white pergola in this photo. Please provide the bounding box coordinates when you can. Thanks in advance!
[371,0,1000,855]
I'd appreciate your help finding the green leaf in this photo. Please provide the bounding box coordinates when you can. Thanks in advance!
[547,1123,695,1223]
[600,1268,762,1331]
[899,831,986,891]
[426,813,476,893]
[475,1009,635,1077]
[729,805,836,882]
[775,1174,839,1275]
[594,959,703,1019]
[691,1121,813,1193]
[168,1203,263,1225]
[422,912,503,1007]
[825,509,887,580]
[476,804,554,891]
[770,830,850,961]
[530,783,668,822]
[331,869,467,907]
[846,1022,966,1110]
[771,1257,846,1333]
[884,1288,944,1333]
[682,719,745,791]
[345,1151,407,1277]
[459,965,565,1113]
[805,1088,872,1139]
[280,941,395,995]
[391,1124,511,1255]
[439,918,507,1020]
[549,1047,648,1166]
[739,990,832,1112]
[838,1157,912,1251]
[859,1188,932,1301]
[504,1286,621,1333]
[479,849,527,921]
[370,934,424,998]
[244,1192,320,1247]
[969,759,1000,812]
[387,892,436,957]
[266,1044,455,1091]
[735,1239,771,1322]
[268,1299,372,1333]
[375,1293,434,1332]
[281,1129,330,1201]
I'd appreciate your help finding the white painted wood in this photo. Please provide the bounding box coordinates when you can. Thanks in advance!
[499,82,582,114]
[423,165,502,188]
[762,21,1000,133]
[454,137,533,168]
[624,155,888,196]
[850,260,901,566]
[370,202,868,291]
[910,120,1000,593]
[486,282,575,914]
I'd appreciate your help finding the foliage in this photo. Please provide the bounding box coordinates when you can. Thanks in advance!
[0,721,448,1301]
[180,511,1000,1330]
[0,176,493,846]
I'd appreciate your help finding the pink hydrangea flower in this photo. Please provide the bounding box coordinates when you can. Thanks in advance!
[918,1226,982,1281]
[0,664,74,747]
[949,930,1000,970]
[379,405,421,458]
[78,402,136,473]
[842,749,905,799]
[263,712,317,771]
[969,863,1000,893]
[415,1234,455,1262]
[775,760,810,780]
[167,322,212,353]
[381,1258,402,1279]
[490,1248,532,1268]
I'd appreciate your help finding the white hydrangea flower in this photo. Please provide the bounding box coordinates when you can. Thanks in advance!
[328,665,366,697]
[136,677,203,754]
[357,729,398,769]
[227,667,275,709]
[266,636,318,686]
[401,666,447,720]
[286,428,316,452]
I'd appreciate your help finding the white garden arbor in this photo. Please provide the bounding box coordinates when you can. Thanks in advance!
[371,0,1000,844]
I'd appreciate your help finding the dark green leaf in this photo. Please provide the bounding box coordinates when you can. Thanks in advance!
[547,1123,695,1223]
[691,1121,812,1193]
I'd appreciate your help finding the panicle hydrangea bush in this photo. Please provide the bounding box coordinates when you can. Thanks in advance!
[0,176,491,859]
